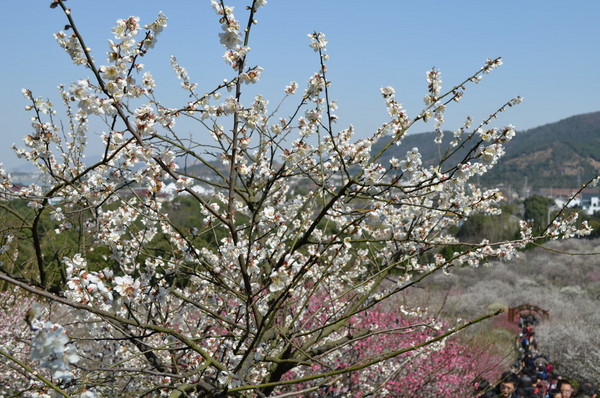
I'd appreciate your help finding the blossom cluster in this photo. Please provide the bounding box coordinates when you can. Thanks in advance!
[0,289,35,395]
[30,321,80,382]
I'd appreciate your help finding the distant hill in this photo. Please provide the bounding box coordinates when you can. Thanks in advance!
[372,111,600,190]
[180,112,600,191]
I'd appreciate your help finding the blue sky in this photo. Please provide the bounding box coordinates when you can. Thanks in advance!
[1,1,599,170]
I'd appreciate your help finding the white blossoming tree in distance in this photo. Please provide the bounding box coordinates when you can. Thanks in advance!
[0,0,594,396]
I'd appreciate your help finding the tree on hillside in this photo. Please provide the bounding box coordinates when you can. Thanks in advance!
[456,212,521,243]
[0,1,594,396]
[524,194,555,233]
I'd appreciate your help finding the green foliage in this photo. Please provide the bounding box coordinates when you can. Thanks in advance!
[0,199,78,290]
[0,194,221,290]
[523,195,554,233]
[438,244,465,261]
[456,213,520,243]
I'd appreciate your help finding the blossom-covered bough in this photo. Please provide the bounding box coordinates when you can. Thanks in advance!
[0,0,594,396]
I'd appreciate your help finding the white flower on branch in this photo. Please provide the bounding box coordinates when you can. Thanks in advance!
[54,31,88,65]
[31,322,80,383]
[308,32,328,52]
[285,81,298,94]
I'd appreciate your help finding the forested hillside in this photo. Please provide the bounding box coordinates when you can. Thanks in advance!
[373,111,600,189]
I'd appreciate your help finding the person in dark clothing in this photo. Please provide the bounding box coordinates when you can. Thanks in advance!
[491,373,522,398]
[578,381,598,398]
[474,377,495,398]
[517,374,535,397]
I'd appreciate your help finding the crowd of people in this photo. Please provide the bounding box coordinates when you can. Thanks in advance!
[475,314,597,398]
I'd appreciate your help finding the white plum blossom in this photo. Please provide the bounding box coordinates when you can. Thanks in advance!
[285,81,298,94]
[145,11,168,33]
[223,46,250,69]
[54,31,88,65]
[143,11,168,49]
[212,1,242,49]
[262,206,275,221]
[308,32,327,51]
[31,322,79,382]
[482,57,503,73]
[103,65,121,80]
[142,71,155,90]
[269,269,289,292]
[239,66,263,84]
[113,275,141,299]
[400,147,422,172]
[134,104,156,134]
[510,96,524,106]
[381,86,395,98]
[112,16,140,39]
[254,0,268,8]
[170,56,197,91]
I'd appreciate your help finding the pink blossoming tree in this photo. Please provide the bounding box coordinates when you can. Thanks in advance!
[281,298,508,397]
[0,0,593,396]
